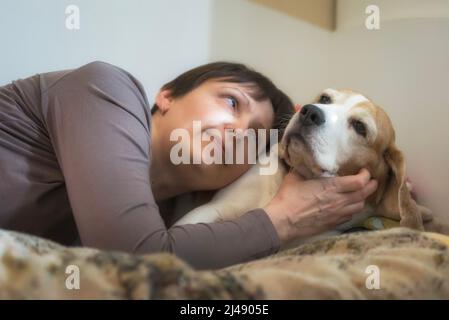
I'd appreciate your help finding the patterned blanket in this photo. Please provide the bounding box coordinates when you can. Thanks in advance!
[1,227,448,299]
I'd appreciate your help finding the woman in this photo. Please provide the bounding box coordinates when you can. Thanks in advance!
[0,61,377,269]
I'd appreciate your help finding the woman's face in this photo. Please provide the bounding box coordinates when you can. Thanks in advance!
[154,79,275,191]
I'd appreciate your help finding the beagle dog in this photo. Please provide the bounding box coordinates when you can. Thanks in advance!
[173,89,434,246]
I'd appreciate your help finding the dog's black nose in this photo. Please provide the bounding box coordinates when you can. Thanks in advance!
[299,104,325,126]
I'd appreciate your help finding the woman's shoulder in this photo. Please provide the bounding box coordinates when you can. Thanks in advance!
[41,61,146,96]
[70,61,133,84]
[41,61,151,116]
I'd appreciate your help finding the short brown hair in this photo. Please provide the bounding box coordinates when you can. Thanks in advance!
[152,62,294,142]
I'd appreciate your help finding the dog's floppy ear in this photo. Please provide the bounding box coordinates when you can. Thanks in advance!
[375,142,426,230]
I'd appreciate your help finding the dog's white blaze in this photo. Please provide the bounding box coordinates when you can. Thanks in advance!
[329,113,338,124]
[311,104,348,173]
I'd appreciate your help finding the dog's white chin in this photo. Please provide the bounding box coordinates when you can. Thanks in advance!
[320,170,337,178]
[295,164,337,179]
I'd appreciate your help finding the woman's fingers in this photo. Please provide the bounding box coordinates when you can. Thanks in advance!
[324,179,377,228]
[337,201,366,220]
[343,179,378,204]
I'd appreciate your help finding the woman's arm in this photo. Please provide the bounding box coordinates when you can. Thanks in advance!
[42,61,280,270]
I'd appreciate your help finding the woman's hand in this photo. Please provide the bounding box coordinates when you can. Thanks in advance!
[263,168,378,244]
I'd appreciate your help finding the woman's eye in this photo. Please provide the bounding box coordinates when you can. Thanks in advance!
[225,96,238,109]
[319,95,331,104]
[351,119,367,137]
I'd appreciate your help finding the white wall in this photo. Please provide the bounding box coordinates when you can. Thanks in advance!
[0,0,212,103]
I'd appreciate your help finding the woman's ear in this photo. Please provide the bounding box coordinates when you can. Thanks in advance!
[155,89,173,115]
[374,142,425,230]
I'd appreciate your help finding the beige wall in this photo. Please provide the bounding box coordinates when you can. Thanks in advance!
[210,0,449,223]
[331,1,449,223]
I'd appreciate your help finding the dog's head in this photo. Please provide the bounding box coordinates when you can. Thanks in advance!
[280,88,431,230]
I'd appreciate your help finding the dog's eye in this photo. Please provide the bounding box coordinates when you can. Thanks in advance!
[351,119,367,137]
[319,94,331,104]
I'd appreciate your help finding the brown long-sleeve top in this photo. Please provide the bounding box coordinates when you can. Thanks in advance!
[0,61,281,269]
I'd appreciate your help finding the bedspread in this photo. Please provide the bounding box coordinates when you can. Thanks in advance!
[0,227,448,299]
